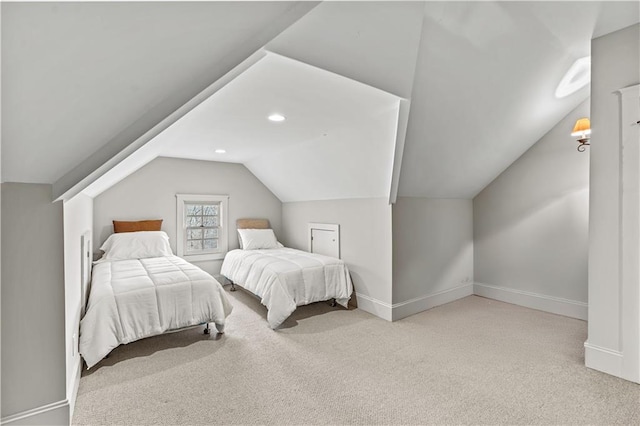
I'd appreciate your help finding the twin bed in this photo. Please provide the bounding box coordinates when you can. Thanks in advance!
[222,219,353,329]
[79,230,233,368]
[79,219,353,368]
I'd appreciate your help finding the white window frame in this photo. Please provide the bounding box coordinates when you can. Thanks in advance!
[176,194,229,262]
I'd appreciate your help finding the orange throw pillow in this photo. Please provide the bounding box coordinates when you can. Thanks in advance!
[113,219,163,233]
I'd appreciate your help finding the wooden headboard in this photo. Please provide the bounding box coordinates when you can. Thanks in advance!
[236,218,271,229]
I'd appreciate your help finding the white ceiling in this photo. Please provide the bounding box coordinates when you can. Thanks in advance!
[2,1,639,202]
[157,54,399,165]
[159,53,401,202]
[398,0,640,198]
[266,1,425,99]
[1,1,316,184]
[83,53,401,201]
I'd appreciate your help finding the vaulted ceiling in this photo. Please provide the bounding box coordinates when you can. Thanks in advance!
[82,53,402,202]
[399,1,639,198]
[2,1,639,202]
[1,1,318,184]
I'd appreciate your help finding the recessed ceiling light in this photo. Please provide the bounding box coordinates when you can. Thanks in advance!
[555,56,591,98]
[268,113,286,122]
[215,149,226,154]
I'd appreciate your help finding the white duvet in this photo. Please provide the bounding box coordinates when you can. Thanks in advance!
[80,256,232,368]
[221,248,353,329]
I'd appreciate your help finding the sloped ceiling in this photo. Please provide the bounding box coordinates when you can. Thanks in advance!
[82,53,401,201]
[163,54,400,202]
[1,1,317,184]
[266,1,425,99]
[2,1,639,202]
[74,1,426,202]
[398,1,640,198]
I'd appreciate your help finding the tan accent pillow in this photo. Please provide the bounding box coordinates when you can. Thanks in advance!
[113,219,163,233]
[236,218,271,229]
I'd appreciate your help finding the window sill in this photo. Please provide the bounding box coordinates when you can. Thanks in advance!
[181,252,226,262]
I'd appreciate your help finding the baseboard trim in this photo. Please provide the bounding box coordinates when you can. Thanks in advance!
[474,283,587,320]
[584,341,623,378]
[1,399,69,425]
[392,283,473,321]
[355,293,392,321]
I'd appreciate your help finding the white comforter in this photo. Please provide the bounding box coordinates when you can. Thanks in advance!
[80,256,232,368]
[221,248,353,329]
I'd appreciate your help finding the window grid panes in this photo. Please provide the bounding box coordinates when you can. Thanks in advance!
[185,202,220,254]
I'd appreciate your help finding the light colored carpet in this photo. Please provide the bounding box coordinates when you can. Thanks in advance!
[73,291,640,425]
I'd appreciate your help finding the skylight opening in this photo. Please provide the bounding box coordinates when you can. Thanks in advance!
[555,56,591,98]
[268,113,286,122]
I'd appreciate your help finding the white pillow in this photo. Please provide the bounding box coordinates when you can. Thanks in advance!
[238,229,279,250]
[100,231,174,260]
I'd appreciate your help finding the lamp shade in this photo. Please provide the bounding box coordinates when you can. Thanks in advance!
[571,118,591,137]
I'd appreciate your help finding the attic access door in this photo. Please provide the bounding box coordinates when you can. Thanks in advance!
[308,223,340,259]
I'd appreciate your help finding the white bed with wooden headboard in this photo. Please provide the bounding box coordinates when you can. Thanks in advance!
[220,219,353,329]
[79,222,233,368]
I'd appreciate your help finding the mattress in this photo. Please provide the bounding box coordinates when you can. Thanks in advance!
[221,248,353,328]
[79,255,232,368]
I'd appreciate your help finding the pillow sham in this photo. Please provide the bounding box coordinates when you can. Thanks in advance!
[237,230,284,249]
[238,228,279,250]
[100,231,173,260]
[113,219,163,233]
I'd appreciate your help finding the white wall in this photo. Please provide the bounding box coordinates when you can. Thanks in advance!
[93,157,282,276]
[1,183,68,424]
[473,99,590,319]
[1,3,3,415]
[587,23,640,381]
[281,198,393,320]
[392,197,473,320]
[62,194,93,417]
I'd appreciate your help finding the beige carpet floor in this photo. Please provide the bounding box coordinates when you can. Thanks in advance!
[73,291,640,425]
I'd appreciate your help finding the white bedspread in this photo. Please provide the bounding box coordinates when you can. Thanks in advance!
[221,248,353,329]
[80,256,232,368]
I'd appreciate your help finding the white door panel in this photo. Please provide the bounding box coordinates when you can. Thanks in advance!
[308,223,340,259]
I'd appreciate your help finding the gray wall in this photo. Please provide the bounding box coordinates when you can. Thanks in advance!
[588,24,640,352]
[0,5,3,417]
[93,157,282,276]
[392,197,473,304]
[63,194,93,414]
[474,99,590,304]
[1,183,67,423]
[281,198,393,311]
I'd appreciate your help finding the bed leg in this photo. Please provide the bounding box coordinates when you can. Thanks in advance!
[204,323,211,335]
[330,298,337,307]
[230,281,237,292]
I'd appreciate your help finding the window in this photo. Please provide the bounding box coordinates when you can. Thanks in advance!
[176,194,229,261]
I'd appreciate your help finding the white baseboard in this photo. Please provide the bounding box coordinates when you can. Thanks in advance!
[355,284,474,322]
[355,293,392,321]
[474,282,587,320]
[349,283,585,323]
[584,341,623,378]
[392,283,473,321]
[1,400,69,426]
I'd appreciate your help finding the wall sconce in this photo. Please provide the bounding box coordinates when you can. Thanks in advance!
[571,118,591,152]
